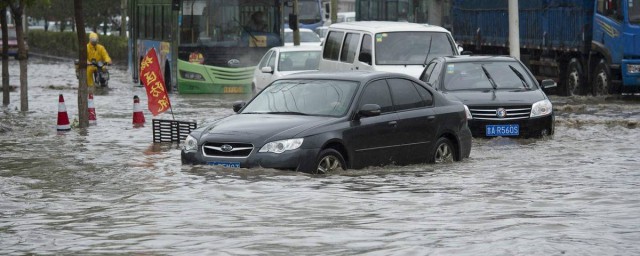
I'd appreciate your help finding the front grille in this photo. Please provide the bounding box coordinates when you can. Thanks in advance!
[469,105,531,120]
[202,142,254,158]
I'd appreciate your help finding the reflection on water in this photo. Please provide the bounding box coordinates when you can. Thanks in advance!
[1,58,640,254]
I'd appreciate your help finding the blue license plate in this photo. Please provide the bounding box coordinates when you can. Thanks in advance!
[207,161,241,168]
[486,124,519,136]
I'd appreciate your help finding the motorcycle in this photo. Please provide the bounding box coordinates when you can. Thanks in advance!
[74,59,110,87]
[90,59,110,87]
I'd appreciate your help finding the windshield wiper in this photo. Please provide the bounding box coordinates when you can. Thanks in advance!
[508,65,530,89]
[480,65,498,90]
[265,111,310,116]
[423,35,434,65]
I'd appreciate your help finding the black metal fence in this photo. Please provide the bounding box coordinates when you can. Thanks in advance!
[152,119,197,143]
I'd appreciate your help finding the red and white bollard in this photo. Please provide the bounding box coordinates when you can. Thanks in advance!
[88,93,97,125]
[132,95,145,127]
[57,94,71,131]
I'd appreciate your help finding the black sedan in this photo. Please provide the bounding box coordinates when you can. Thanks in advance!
[419,56,557,138]
[182,71,472,173]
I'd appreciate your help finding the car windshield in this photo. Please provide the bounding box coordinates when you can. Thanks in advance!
[285,31,321,43]
[242,79,359,117]
[278,50,321,71]
[375,32,454,65]
[443,61,538,91]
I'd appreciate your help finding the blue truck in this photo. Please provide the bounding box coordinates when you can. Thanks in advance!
[451,0,640,95]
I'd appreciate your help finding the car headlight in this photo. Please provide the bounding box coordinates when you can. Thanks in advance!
[180,70,205,81]
[627,64,640,74]
[183,135,198,151]
[259,138,304,154]
[530,99,553,117]
[464,105,472,120]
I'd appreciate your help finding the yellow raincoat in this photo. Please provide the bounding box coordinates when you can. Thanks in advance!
[87,32,112,86]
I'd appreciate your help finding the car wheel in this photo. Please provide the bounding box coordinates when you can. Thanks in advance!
[431,137,455,164]
[315,148,346,174]
[563,58,583,96]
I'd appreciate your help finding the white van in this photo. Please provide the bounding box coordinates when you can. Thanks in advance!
[319,21,459,78]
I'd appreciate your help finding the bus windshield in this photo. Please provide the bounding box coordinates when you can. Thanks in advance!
[180,0,282,47]
[284,0,323,25]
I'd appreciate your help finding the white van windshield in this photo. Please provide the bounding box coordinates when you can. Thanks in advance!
[375,32,455,65]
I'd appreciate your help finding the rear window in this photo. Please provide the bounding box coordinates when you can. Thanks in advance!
[375,32,455,65]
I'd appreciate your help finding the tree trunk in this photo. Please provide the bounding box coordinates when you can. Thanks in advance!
[10,0,28,112]
[75,0,89,128]
[121,0,127,37]
[1,8,9,107]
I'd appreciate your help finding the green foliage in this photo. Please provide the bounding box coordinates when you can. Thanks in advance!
[27,30,127,64]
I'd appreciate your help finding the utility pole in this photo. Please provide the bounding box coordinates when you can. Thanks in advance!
[331,0,337,24]
[508,0,520,60]
[293,0,300,46]
[121,0,127,37]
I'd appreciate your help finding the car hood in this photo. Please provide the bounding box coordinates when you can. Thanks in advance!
[198,114,334,142]
[443,89,546,106]
[373,65,425,78]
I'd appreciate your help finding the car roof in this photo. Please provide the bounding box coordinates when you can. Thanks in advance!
[328,21,450,33]
[438,55,518,63]
[278,70,417,83]
[271,45,322,52]
[284,28,314,33]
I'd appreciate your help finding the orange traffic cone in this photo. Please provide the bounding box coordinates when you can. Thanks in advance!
[57,94,71,131]
[88,93,97,125]
[132,95,145,127]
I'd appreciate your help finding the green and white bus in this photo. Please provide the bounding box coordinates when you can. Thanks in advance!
[130,0,285,94]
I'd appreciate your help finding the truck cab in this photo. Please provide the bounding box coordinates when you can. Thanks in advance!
[592,0,640,94]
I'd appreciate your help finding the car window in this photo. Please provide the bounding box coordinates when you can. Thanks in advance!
[258,50,274,69]
[359,79,393,113]
[428,61,443,86]
[278,50,321,71]
[340,32,360,63]
[242,79,359,117]
[323,31,344,60]
[267,51,277,69]
[388,78,424,111]
[420,62,436,83]
[375,32,455,65]
[414,82,434,106]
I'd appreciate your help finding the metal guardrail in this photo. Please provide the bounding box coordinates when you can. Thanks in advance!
[152,119,197,143]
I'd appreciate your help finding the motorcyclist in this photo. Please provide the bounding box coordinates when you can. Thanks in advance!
[86,32,112,86]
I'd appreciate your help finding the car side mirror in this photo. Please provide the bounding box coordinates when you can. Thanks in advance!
[358,52,372,65]
[261,66,273,74]
[357,104,381,119]
[457,44,464,53]
[541,79,557,89]
[232,101,246,113]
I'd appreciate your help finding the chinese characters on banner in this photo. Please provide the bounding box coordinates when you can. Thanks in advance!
[140,48,171,116]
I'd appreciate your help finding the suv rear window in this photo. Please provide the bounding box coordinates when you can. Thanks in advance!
[375,32,454,65]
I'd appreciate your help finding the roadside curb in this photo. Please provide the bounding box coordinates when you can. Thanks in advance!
[28,51,76,62]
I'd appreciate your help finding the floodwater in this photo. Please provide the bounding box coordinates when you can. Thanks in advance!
[1,58,639,255]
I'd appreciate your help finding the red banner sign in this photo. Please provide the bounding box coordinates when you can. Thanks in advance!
[140,48,171,116]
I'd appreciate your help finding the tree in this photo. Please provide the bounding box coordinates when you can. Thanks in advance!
[74,0,88,128]
[1,6,9,106]
[7,0,28,112]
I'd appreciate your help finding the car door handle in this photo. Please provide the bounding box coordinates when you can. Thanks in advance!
[427,116,436,121]
[388,121,397,127]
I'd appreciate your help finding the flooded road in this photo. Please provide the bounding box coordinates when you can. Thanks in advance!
[1,58,639,255]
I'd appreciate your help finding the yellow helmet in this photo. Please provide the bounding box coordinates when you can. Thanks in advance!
[89,32,98,43]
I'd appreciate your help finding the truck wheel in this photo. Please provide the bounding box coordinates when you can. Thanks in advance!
[593,60,614,95]
[564,58,583,96]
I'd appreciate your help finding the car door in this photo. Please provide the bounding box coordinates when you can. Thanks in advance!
[254,50,275,90]
[387,78,437,164]
[344,79,400,168]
